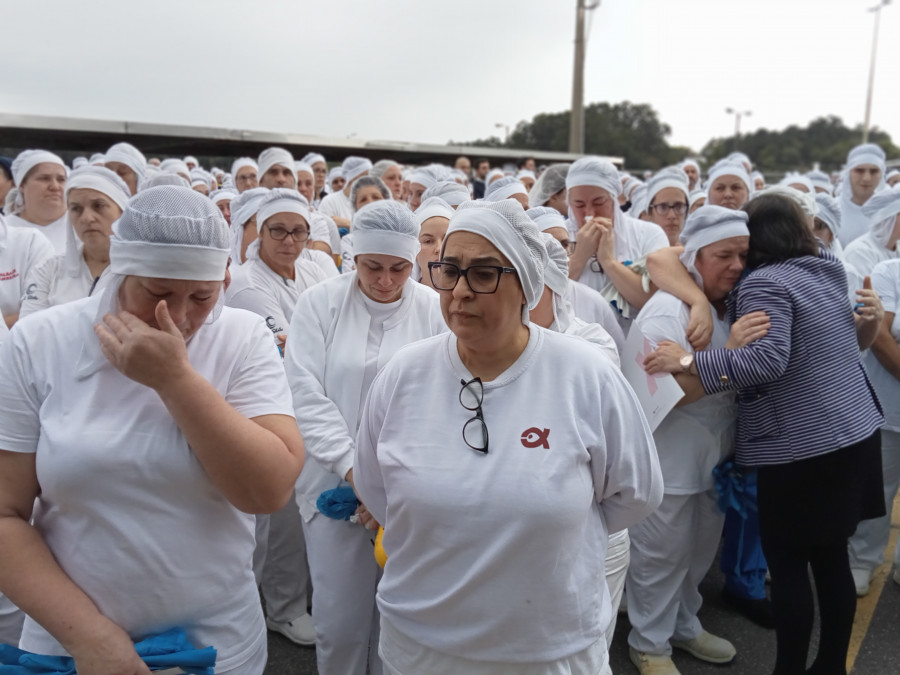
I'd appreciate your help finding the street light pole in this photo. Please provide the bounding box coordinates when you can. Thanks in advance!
[494,123,510,143]
[863,0,891,143]
[569,0,600,154]
[725,108,752,152]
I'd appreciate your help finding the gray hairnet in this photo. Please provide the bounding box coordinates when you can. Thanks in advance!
[528,163,569,207]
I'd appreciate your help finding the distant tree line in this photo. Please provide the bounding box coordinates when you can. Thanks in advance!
[452,103,898,173]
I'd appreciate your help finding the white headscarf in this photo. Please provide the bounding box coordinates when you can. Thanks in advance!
[351,199,420,263]
[227,187,270,265]
[779,172,815,195]
[706,160,753,195]
[421,181,471,207]
[484,176,528,202]
[8,150,66,215]
[862,189,900,248]
[301,152,326,167]
[257,148,296,186]
[679,205,749,288]
[256,188,311,233]
[414,197,454,228]
[540,232,573,332]
[814,192,842,240]
[231,157,258,177]
[526,206,567,233]
[840,143,887,201]
[105,142,147,194]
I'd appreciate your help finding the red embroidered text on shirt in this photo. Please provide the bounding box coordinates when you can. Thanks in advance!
[0,269,18,281]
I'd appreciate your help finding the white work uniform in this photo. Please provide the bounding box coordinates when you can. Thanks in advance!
[575,215,668,332]
[627,291,736,655]
[354,325,663,671]
[224,242,324,627]
[850,259,900,573]
[565,281,626,354]
[5,213,69,254]
[0,218,54,319]
[302,247,340,279]
[19,254,95,319]
[285,272,446,675]
[838,197,871,247]
[310,213,343,257]
[844,232,899,287]
[0,295,295,674]
[318,190,353,222]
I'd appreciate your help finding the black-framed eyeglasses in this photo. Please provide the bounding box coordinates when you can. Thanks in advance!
[648,202,688,216]
[428,261,517,294]
[265,225,310,242]
[459,377,488,454]
[589,256,604,274]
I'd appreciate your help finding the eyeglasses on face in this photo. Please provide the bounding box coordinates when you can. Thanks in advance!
[648,202,688,216]
[428,261,517,294]
[265,224,310,242]
[459,377,488,454]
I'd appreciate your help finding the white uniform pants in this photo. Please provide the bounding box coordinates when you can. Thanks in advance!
[626,490,723,655]
[849,429,900,571]
[254,490,310,623]
[303,514,382,675]
[0,593,24,646]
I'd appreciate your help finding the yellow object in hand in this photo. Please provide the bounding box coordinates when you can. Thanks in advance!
[374,526,387,568]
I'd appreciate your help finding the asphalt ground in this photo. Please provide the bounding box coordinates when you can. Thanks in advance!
[264,496,900,675]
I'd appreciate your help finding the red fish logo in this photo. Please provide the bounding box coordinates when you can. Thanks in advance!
[521,427,550,449]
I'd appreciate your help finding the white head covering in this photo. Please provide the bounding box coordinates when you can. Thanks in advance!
[160,158,191,179]
[89,153,106,166]
[414,197,454,228]
[751,170,765,188]
[681,159,700,173]
[301,152,326,167]
[63,166,131,278]
[726,151,752,170]
[351,199,420,263]
[707,160,753,196]
[840,143,887,201]
[779,172,814,194]
[629,185,650,217]
[679,205,750,287]
[516,169,536,181]
[184,155,200,168]
[409,164,450,190]
[756,185,818,219]
[814,192,842,239]
[370,159,401,182]
[645,168,690,208]
[210,188,236,205]
[227,187,269,264]
[256,188,310,233]
[484,168,505,185]
[144,173,190,189]
[689,190,707,208]
[566,156,622,198]
[484,176,528,202]
[72,157,88,169]
[526,206,567,233]
[105,142,147,194]
[190,169,216,191]
[7,149,67,215]
[621,176,643,201]
[540,232,573,332]
[806,170,832,194]
[349,176,390,212]
[341,156,373,183]
[442,200,547,321]
[231,157,258,177]
[257,147,296,185]
[326,167,343,191]
[528,163,569,208]
[862,189,900,248]
[294,161,314,179]
[421,181,470,207]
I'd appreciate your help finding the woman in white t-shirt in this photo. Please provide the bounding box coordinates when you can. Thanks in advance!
[0,212,54,329]
[5,150,69,254]
[20,167,130,319]
[354,199,663,675]
[0,186,305,674]
[285,199,446,675]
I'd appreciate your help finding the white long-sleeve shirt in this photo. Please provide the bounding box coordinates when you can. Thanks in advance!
[354,325,663,662]
[284,273,447,521]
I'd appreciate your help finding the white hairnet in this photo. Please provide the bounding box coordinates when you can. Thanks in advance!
[755,185,817,219]
[421,181,470,207]
[779,172,814,194]
[350,176,390,212]
[210,188,236,205]
[409,164,451,190]
[622,177,643,201]
[862,189,900,248]
[414,197,454,228]
[351,199,420,263]
[341,156,372,183]
[526,206,566,233]
[231,157,258,176]
[566,156,621,198]
[89,153,107,165]
[528,163,569,207]
[485,168,505,185]
[540,232,573,332]
[707,160,753,195]
[105,142,147,194]
[679,205,749,288]
[484,176,528,202]
[516,169,536,181]
[160,158,191,179]
[689,189,707,207]
[629,185,650,217]
[645,167,690,207]
[256,188,310,233]
[327,167,343,189]
[370,159,400,181]
[814,192,841,239]
[442,200,547,321]
[227,187,269,264]
[806,170,831,193]
[751,171,765,187]
[144,173,190,190]
[258,147,296,185]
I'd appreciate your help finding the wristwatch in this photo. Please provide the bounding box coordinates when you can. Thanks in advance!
[679,354,694,373]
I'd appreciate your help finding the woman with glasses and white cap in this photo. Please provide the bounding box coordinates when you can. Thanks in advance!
[19,167,130,319]
[567,156,669,331]
[285,199,446,675]
[354,199,663,675]
[644,168,691,247]
[840,143,887,246]
[226,189,330,349]
[232,157,260,194]
[5,150,69,254]
[0,186,305,674]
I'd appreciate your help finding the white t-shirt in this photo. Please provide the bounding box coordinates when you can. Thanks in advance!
[19,254,96,319]
[301,246,339,279]
[310,213,342,256]
[5,213,69,255]
[353,325,663,662]
[635,291,737,494]
[285,273,447,521]
[0,295,294,670]
[0,220,54,318]
[225,250,330,337]
[318,190,353,222]
[844,232,899,285]
[0,313,8,344]
[866,259,900,431]
[564,281,626,354]
[838,198,870,247]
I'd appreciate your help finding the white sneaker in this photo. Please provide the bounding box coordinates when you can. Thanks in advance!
[852,568,872,597]
[628,646,681,675]
[266,613,316,646]
[671,630,736,664]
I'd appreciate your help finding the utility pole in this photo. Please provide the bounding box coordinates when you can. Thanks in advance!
[863,1,891,143]
[569,0,600,154]
[725,108,752,152]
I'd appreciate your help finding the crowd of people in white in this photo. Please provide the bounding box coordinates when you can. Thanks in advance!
[0,140,896,675]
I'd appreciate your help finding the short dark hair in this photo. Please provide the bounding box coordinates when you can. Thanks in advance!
[474,158,490,170]
[743,194,818,269]
[0,158,13,182]
[518,157,535,169]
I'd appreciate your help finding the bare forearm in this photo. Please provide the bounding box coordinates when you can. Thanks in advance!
[568,249,590,280]
[856,314,881,351]
[647,248,706,307]
[157,369,304,513]
[673,372,705,406]
[871,330,900,380]
[603,259,653,310]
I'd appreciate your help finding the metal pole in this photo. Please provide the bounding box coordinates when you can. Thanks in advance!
[863,3,887,143]
[569,0,586,154]
[733,113,741,152]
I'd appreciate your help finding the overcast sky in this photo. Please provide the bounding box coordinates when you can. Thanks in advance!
[2,0,897,156]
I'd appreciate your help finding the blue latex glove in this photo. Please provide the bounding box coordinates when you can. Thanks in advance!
[0,627,216,674]
[317,485,359,520]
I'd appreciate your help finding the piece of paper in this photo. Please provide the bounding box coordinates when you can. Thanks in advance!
[620,322,685,432]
